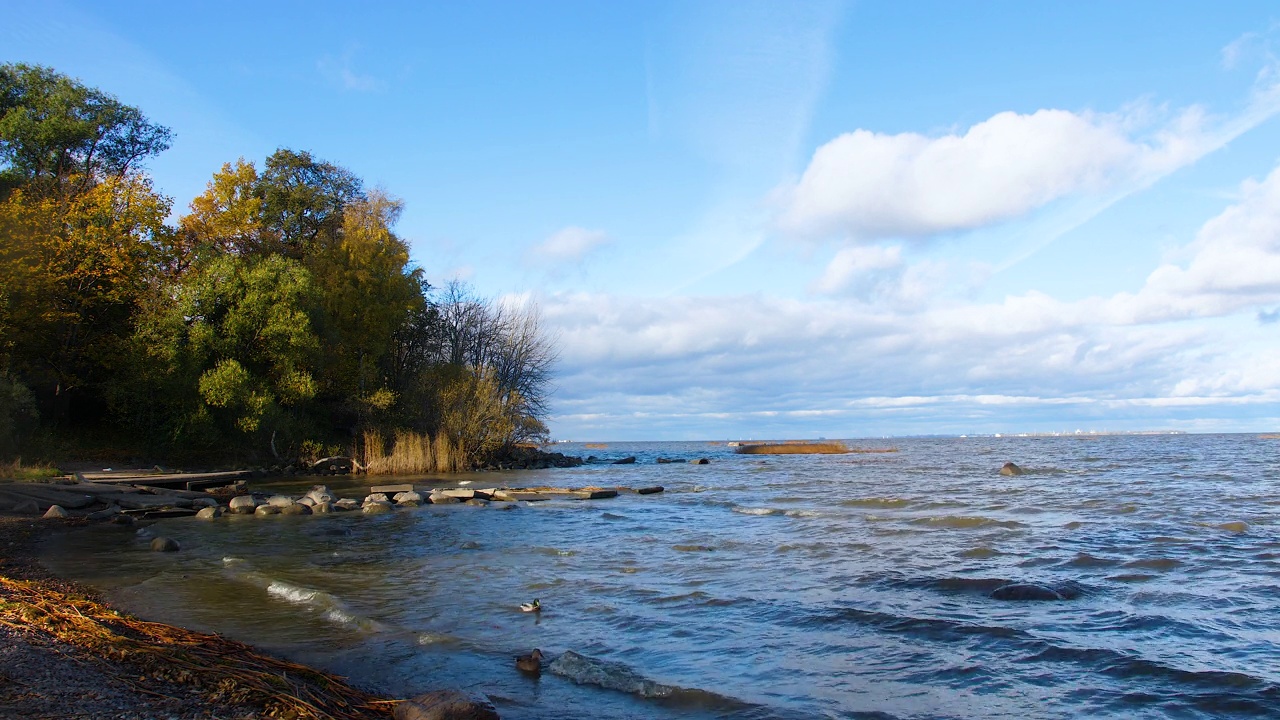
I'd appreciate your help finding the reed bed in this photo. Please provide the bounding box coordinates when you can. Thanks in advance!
[0,574,395,719]
[735,442,850,455]
[361,430,463,474]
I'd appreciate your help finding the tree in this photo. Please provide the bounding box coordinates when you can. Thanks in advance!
[0,63,171,198]
[135,254,320,451]
[176,158,261,264]
[256,148,363,258]
[0,174,172,423]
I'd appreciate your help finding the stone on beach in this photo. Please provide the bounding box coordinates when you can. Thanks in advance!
[267,495,296,508]
[312,501,334,513]
[42,504,69,519]
[429,490,461,504]
[334,498,360,511]
[392,689,500,720]
[363,500,394,515]
[364,493,390,505]
[306,485,335,504]
[280,503,311,516]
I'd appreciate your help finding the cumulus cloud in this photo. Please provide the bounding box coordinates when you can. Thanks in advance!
[773,102,1262,244]
[811,245,902,295]
[527,226,611,265]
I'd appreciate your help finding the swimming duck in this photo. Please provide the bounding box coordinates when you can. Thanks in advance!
[520,598,541,612]
[515,648,544,675]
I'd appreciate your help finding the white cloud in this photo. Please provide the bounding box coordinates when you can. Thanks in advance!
[527,226,611,264]
[811,245,901,294]
[317,48,384,92]
[775,97,1280,245]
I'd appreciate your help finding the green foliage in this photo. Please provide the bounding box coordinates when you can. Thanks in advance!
[0,373,37,459]
[0,63,171,197]
[136,253,319,448]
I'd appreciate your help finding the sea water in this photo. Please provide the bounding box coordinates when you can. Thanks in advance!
[41,434,1280,719]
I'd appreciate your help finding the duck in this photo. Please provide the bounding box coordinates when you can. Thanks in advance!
[515,648,544,675]
[520,598,541,612]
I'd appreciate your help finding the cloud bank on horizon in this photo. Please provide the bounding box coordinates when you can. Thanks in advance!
[7,0,1280,439]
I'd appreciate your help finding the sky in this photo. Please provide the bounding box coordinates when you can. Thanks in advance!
[6,1,1280,440]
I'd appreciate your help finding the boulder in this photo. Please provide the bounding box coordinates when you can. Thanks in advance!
[192,497,219,509]
[395,491,425,505]
[429,490,461,505]
[109,514,136,526]
[254,504,281,516]
[691,458,710,465]
[364,493,390,505]
[392,689,500,720]
[637,486,664,495]
[228,495,258,514]
[150,537,180,552]
[363,500,394,515]
[42,504,69,519]
[281,503,312,516]
[267,495,296,508]
[296,496,316,507]
[999,462,1024,476]
[196,506,222,519]
[333,498,360,511]
[306,486,335,504]
[612,457,636,465]
[312,501,334,514]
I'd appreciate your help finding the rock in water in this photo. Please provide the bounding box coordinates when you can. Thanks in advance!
[228,495,257,514]
[312,501,334,514]
[363,500,394,515]
[392,689,500,720]
[150,537,180,552]
[196,506,222,519]
[267,495,296,508]
[254,504,281,516]
[281,503,311,516]
[333,498,360,511]
[691,458,710,465]
[999,462,1024,476]
[991,583,1063,601]
[42,505,69,519]
[612,456,636,465]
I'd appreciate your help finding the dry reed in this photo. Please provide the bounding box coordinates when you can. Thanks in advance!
[361,430,463,474]
[0,574,395,719]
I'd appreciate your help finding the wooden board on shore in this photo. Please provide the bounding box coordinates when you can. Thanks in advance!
[79,470,250,490]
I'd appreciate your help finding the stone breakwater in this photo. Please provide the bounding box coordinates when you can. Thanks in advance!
[0,478,664,530]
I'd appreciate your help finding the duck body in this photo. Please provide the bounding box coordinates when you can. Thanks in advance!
[520,598,541,612]
[516,648,544,675]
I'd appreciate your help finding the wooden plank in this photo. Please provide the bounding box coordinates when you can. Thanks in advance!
[85,471,250,486]
[371,483,414,494]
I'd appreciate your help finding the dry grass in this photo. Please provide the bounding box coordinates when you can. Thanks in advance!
[735,442,850,455]
[361,430,464,475]
[0,574,395,719]
[0,459,62,481]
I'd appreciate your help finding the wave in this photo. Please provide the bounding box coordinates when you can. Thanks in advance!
[910,515,1025,529]
[548,650,760,713]
[839,497,913,509]
[732,506,784,516]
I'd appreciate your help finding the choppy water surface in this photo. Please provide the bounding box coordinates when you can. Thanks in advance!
[43,435,1280,719]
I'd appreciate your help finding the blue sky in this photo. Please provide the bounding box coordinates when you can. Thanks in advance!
[7,1,1280,440]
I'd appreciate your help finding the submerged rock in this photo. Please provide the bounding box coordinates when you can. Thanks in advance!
[991,581,1082,601]
[195,506,222,519]
[280,503,311,516]
[150,537,180,552]
[612,456,636,465]
[312,501,334,514]
[999,462,1024,476]
[392,689,499,720]
[691,458,710,465]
